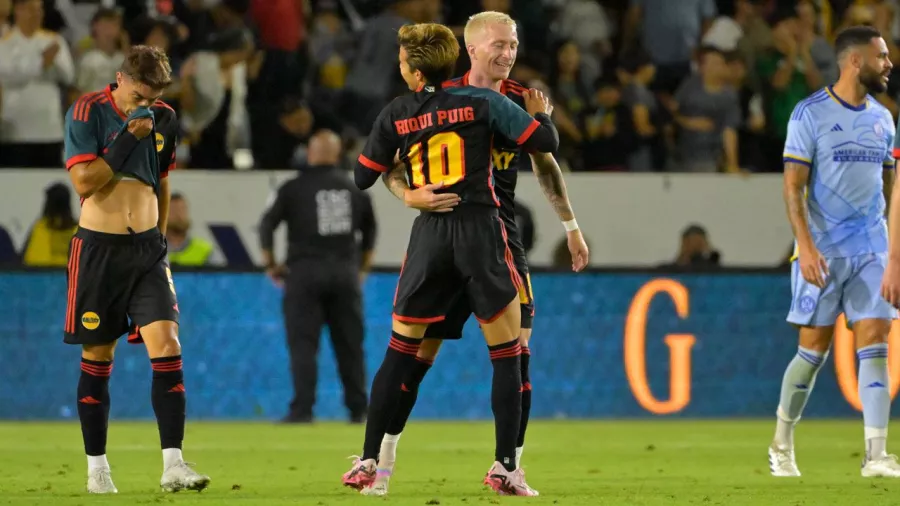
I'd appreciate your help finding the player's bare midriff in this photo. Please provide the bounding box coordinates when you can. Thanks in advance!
[78,180,159,234]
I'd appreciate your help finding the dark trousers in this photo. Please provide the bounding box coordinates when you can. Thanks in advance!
[282,260,367,420]
[0,142,63,168]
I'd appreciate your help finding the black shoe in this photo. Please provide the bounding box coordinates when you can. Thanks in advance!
[279,414,313,424]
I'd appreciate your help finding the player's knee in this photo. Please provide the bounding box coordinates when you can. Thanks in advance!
[82,343,116,362]
[854,323,891,348]
[518,328,532,347]
[797,327,834,353]
[143,321,181,357]
[417,339,441,361]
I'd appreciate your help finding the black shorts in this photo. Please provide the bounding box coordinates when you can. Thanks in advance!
[424,239,534,339]
[393,207,521,325]
[63,227,179,346]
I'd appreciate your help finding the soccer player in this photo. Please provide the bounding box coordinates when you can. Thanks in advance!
[366,11,589,496]
[64,46,210,493]
[342,22,559,496]
[771,25,900,477]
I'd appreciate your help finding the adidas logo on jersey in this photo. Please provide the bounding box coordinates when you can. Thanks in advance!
[831,124,843,132]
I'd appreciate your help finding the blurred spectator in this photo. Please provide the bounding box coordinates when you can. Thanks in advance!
[580,74,635,171]
[166,193,215,266]
[22,182,77,266]
[250,0,306,100]
[308,1,354,93]
[660,224,721,269]
[624,0,718,96]
[758,9,821,170]
[704,0,771,90]
[672,47,742,173]
[340,0,426,134]
[182,27,254,169]
[553,0,613,84]
[74,8,125,95]
[729,56,769,171]
[619,48,661,172]
[797,0,838,85]
[252,96,343,169]
[549,40,591,156]
[0,0,75,168]
[0,0,11,36]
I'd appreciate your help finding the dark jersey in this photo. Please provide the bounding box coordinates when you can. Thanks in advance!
[443,73,528,248]
[64,84,178,193]
[356,83,541,209]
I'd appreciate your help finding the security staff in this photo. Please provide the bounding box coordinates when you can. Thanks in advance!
[259,130,376,424]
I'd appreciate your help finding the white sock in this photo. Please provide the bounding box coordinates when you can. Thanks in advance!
[379,433,401,470]
[515,446,524,469]
[866,427,888,459]
[773,406,795,448]
[162,448,183,469]
[87,454,109,471]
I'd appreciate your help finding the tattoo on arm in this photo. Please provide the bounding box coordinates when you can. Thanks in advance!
[531,152,575,222]
[783,162,814,249]
[382,163,409,201]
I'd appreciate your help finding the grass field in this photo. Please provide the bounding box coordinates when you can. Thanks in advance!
[1,420,899,505]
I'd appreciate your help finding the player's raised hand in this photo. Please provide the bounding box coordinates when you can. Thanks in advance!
[567,229,589,272]
[403,181,461,212]
[799,246,829,288]
[882,258,900,308]
[524,89,551,117]
[128,118,154,139]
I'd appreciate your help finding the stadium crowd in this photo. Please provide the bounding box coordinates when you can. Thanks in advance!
[3,0,900,173]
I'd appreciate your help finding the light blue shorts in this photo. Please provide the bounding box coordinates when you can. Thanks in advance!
[787,253,898,327]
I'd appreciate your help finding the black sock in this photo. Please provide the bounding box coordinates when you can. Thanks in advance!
[78,359,112,456]
[150,355,186,450]
[362,331,420,461]
[489,340,522,472]
[517,347,531,448]
[385,357,433,435]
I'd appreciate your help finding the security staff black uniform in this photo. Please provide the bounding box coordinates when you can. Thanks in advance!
[259,130,376,423]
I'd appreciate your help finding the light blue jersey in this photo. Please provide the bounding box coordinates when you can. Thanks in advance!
[784,86,897,326]
[783,86,895,258]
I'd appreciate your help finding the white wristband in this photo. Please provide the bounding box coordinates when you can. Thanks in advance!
[562,219,578,232]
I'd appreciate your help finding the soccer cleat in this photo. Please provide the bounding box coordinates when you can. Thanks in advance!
[483,461,539,496]
[768,443,801,477]
[360,468,392,496]
[861,454,900,477]
[160,461,211,492]
[86,468,118,494]
[342,456,376,490]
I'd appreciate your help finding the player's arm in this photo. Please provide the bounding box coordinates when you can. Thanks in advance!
[783,108,827,286]
[158,177,171,234]
[357,191,377,280]
[355,106,398,190]
[259,184,288,269]
[64,102,114,198]
[487,90,559,153]
[382,161,459,212]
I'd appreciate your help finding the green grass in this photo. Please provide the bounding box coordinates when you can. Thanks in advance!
[1,420,899,505]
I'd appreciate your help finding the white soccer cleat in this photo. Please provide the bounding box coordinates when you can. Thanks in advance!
[360,468,392,496]
[768,444,801,477]
[86,467,118,494]
[861,454,900,477]
[160,461,211,492]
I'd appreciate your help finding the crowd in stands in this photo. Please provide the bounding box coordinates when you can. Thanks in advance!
[1,0,898,174]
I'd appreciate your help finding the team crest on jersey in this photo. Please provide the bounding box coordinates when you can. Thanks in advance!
[81,312,100,330]
[799,296,816,314]
[155,133,165,152]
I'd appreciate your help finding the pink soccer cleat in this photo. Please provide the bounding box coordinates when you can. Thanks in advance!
[342,457,376,490]
[483,461,539,496]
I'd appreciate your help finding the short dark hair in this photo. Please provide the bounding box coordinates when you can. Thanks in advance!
[120,45,173,90]
[91,7,121,25]
[834,25,882,59]
[171,192,185,201]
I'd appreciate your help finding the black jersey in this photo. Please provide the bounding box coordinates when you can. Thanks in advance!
[443,73,528,247]
[355,82,545,209]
